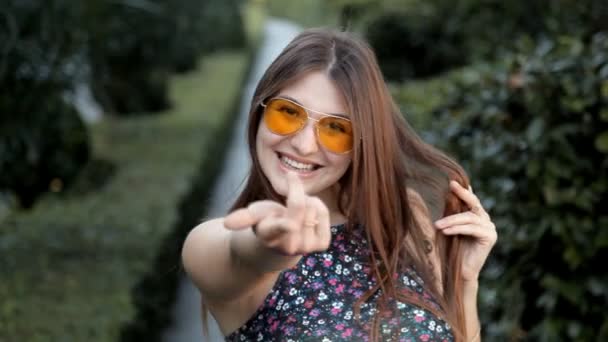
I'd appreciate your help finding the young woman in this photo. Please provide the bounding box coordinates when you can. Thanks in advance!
[182,28,497,342]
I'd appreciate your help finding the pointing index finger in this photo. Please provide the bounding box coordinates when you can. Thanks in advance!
[224,200,284,230]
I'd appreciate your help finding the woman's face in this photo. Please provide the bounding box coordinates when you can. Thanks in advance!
[256,71,352,207]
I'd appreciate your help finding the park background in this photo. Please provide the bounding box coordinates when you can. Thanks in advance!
[1,0,606,341]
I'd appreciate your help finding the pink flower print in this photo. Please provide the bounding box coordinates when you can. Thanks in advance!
[310,308,320,317]
[323,259,333,267]
[328,278,338,286]
[335,284,345,294]
[304,300,314,309]
[420,334,430,341]
[341,328,353,338]
[331,307,342,315]
[306,257,316,267]
[335,323,345,331]
[415,314,425,322]
[352,280,362,288]
[286,272,297,284]
[268,298,276,306]
[269,320,279,332]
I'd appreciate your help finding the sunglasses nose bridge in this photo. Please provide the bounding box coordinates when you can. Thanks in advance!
[290,115,322,156]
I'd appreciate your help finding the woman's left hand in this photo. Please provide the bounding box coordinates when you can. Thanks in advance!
[434,180,498,282]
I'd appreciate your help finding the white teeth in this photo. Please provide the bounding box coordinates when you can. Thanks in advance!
[280,155,316,171]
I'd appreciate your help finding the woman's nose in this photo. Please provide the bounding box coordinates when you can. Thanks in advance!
[290,119,319,155]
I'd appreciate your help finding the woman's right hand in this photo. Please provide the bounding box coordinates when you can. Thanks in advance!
[223,172,332,257]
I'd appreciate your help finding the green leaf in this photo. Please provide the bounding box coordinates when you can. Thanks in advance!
[600,108,608,122]
[601,80,608,100]
[595,131,608,153]
[526,117,545,142]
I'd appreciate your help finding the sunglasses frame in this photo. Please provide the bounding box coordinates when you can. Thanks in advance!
[260,97,354,154]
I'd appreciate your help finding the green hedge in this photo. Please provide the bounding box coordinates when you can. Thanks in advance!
[0,50,250,341]
[418,32,608,341]
[1,0,248,207]
[0,95,90,208]
[86,0,246,115]
[365,11,467,81]
[0,0,90,208]
[361,0,607,81]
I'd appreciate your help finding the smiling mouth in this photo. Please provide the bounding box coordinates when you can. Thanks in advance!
[277,153,322,172]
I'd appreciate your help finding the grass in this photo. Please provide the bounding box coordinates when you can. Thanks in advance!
[0,50,249,341]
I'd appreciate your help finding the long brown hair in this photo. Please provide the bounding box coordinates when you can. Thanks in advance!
[231,28,471,341]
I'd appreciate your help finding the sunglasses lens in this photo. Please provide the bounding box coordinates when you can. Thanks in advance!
[317,117,353,153]
[264,99,306,135]
[263,98,354,153]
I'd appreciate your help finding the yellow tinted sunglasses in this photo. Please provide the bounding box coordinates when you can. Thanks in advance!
[261,97,354,154]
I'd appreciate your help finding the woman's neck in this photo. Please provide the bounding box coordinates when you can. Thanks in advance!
[315,184,348,226]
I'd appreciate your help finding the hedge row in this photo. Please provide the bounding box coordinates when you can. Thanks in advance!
[1,0,246,208]
[362,0,607,81]
[416,32,608,341]
[0,49,251,341]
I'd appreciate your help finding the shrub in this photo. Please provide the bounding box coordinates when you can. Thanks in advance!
[84,0,173,115]
[424,32,608,341]
[365,11,467,81]
[362,0,608,81]
[0,0,90,208]
[0,93,90,208]
[86,0,246,115]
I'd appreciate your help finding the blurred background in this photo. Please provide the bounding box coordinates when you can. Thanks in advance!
[0,0,606,341]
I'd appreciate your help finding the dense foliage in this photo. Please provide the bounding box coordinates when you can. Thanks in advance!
[85,0,246,114]
[424,32,608,341]
[0,0,90,208]
[362,0,608,81]
[1,0,246,207]
[365,11,467,80]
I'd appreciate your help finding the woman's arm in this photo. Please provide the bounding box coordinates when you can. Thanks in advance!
[181,172,332,333]
[434,181,498,341]
[182,218,299,303]
[463,280,482,341]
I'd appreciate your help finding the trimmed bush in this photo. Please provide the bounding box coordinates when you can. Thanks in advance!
[86,0,246,115]
[0,95,90,208]
[0,51,251,341]
[423,32,608,341]
[363,0,608,81]
[365,11,467,81]
[0,0,90,208]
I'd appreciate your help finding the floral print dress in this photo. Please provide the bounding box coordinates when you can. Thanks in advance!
[225,223,454,342]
